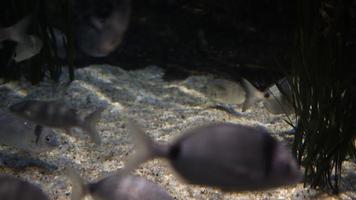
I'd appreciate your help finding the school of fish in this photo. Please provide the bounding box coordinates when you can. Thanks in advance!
[0,0,303,198]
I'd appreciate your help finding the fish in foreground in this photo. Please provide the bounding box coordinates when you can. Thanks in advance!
[0,111,59,153]
[126,120,302,192]
[0,15,43,62]
[9,100,104,145]
[0,152,58,171]
[0,175,49,200]
[66,168,173,200]
[75,0,131,57]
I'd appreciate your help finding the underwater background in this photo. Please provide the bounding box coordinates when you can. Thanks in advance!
[0,0,355,199]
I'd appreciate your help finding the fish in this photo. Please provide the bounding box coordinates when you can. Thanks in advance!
[0,15,43,62]
[9,100,104,145]
[12,35,43,62]
[205,78,294,114]
[66,168,173,200]
[0,175,49,200]
[0,111,59,153]
[0,152,58,171]
[262,78,294,114]
[205,79,247,105]
[125,120,302,192]
[203,78,264,112]
[75,0,131,57]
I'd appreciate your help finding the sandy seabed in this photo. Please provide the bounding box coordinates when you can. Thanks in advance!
[0,65,355,200]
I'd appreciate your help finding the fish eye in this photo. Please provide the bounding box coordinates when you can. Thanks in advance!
[264,92,270,98]
[45,135,51,142]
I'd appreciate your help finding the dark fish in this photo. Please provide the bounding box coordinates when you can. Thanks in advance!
[0,175,49,200]
[126,120,302,192]
[75,0,131,57]
[66,168,173,200]
[0,111,59,153]
[9,100,104,145]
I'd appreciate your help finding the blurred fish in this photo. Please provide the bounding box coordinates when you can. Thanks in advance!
[126,120,302,192]
[75,0,131,57]
[66,168,173,200]
[0,16,43,62]
[0,152,58,171]
[0,111,59,153]
[262,78,294,114]
[0,175,49,200]
[9,100,104,145]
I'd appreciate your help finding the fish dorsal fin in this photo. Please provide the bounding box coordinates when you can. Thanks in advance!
[241,79,264,112]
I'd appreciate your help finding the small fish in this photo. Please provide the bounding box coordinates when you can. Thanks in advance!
[0,16,43,62]
[66,168,173,200]
[206,78,294,114]
[0,175,49,200]
[0,111,59,153]
[125,120,302,192]
[75,0,131,57]
[9,100,104,145]
[262,78,294,114]
[204,78,264,112]
[205,79,247,105]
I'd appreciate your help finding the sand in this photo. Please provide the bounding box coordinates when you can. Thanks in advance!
[0,64,354,200]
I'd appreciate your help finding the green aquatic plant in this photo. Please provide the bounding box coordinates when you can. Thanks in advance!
[287,0,356,194]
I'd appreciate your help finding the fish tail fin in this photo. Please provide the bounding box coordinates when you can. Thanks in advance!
[241,79,264,112]
[83,107,105,145]
[123,118,166,173]
[0,16,31,43]
[65,168,88,200]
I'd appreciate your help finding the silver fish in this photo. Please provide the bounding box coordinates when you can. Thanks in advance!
[205,79,247,105]
[203,78,264,112]
[262,78,294,114]
[0,175,49,200]
[0,111,59,153]
[214,78,294,114]
[75,0,131,57]
[126,120,302,192]
[66,168,173,200]
[9,100,104,145]
[0,16,43,62]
